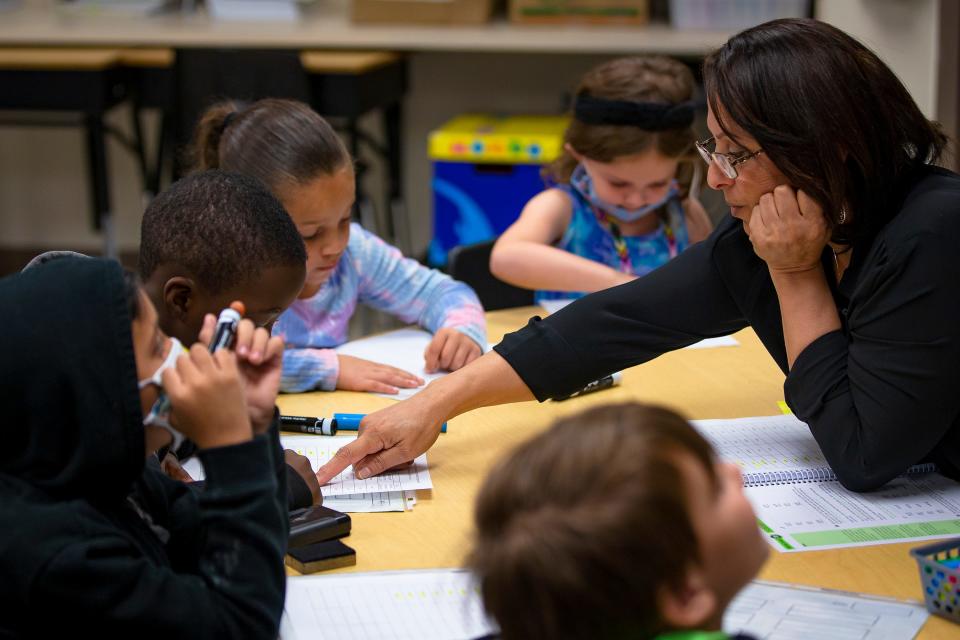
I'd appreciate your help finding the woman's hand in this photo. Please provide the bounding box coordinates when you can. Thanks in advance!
[199,313,283,434]
[424,328,482,373]
[337,354,424,394]
[747,185,830,274]
[162,345,252,450]
[315,393,446,483]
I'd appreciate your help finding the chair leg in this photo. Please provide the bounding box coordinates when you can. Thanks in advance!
[384,101,411,255]
[84,113,117,258]
[129,101,151,198]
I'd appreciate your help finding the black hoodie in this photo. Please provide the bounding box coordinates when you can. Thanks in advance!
[0,258,289,638]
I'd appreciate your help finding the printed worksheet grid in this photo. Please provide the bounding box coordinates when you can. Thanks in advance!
[287,572,493,640]
[694,416,827,472]
[281,436,432,497]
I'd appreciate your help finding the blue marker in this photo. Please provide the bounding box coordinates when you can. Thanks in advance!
[334,413,447,434]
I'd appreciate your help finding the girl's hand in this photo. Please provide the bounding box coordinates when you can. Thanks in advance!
[337,354,424,394]
[607,270,637,289]
[199,313,283,434]
[424,328,482,373]
[747,185,831,274]
[162,345,252,450]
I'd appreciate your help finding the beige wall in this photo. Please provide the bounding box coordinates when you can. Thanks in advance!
[0,0,945,257]
[816,0,940,118]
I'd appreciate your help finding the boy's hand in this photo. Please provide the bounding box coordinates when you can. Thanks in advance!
[284,449,322,506]
[162,345,252,450]
[424,328,481,373]
[160,452,194,482]
[337,354,423,394]
[199,312,283,434]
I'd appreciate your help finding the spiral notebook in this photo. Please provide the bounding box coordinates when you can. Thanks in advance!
[692,415,960,552]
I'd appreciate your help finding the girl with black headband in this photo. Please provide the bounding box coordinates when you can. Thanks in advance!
[491,56,713,304]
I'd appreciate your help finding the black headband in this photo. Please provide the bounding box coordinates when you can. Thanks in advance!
[573,94,698,131]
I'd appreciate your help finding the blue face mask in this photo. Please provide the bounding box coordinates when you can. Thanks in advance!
[570,164,679,223]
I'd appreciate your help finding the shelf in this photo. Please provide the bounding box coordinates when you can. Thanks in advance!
[0,0,733,55]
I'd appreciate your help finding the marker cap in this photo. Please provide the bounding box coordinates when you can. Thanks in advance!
[333,413,364,430]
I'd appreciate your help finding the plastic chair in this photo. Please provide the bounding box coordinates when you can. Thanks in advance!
[447,240,534,311]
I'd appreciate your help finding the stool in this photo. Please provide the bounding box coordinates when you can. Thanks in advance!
[120,48,175,200]
[0,48,130,258]
[301,51,410,254]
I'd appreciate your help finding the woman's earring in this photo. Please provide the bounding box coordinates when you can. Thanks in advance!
[838,206,848,225]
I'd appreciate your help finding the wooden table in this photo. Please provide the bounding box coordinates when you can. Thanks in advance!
[277,307,953,638]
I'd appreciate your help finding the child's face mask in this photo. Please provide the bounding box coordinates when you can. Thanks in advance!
[570,164,679,223]
[138,337,187,451]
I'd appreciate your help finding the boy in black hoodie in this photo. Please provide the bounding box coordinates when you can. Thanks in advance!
[0,257,288,637]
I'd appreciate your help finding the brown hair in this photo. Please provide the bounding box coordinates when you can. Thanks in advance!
[704,18,949,242]
[188,98,351,195]
[547,56,699,195]
[469,403,716,640]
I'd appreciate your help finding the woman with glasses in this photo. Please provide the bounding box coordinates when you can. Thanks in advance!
[316,18,958,494]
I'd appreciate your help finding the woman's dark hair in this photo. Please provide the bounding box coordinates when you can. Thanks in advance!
[122,268,141,321]
[188,98,351,196]
[469,403,717,640]
[546,56,699,197]
[704,18,948,242]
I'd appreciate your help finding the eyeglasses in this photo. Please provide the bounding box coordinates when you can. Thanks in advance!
[695,136,763,179]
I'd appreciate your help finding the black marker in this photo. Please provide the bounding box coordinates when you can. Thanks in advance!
[281,415,338,436]
[210,307,241,353]
[553,372,623,401]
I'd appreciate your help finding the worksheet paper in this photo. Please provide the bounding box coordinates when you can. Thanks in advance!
[725,581,928,640]
[692,415,960,552]
[281,571,928,640]
[281,435,433,497]
[538,299,739,349]
[179,437,429,513]
[322,491,414,514]
[334,328,444,400]
[281,570,495,640]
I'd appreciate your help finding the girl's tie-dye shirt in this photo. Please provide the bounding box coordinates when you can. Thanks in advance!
[273,223,487,392]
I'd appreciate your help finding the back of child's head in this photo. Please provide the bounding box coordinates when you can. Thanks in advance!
[189,98,351,196]
[469,403,716,640]
[139,170,306,294]
[548,56,697,185]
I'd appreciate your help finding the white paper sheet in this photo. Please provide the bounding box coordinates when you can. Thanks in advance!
[335,328,443,400]
[282,569,495,640]
[282,435,432,497]
[179,438,430,513]
[178,457,408,513]
[539,299,738,349]
[323,492,408,513]
[726,581,928,640]
[281,571,927,640]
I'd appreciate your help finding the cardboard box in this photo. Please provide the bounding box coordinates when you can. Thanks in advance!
[509,0,648,25]
[352,0,496,24]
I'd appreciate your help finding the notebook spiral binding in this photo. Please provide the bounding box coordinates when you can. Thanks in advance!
[743,462,938,487]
